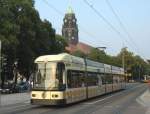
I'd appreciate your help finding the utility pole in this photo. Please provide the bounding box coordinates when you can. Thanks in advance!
[122,48,125,71]
[138,65,141,81]
[122,47,126,82]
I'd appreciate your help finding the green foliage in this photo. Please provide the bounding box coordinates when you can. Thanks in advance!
[87,48,121,66]
[72,50,86,58]
[81,47,150,80]
[0,0,67,80]
[0,0,149,82]
[55,35,68,53]
[116,48,149,80]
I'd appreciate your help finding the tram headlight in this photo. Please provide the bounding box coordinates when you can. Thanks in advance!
[42,92,46,98]
[32,94,36,97]
[52,94,58,98]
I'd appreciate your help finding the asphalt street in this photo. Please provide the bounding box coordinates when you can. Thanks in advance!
[0,83,149,114]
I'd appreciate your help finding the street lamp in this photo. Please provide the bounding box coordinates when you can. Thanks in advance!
[96,47,107,51]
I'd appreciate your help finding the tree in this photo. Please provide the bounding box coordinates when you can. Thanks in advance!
[0,0,67,84]
[72,50,86,58]
[55,35,67,54]
[116,48,149,80]
[87,48,120,66]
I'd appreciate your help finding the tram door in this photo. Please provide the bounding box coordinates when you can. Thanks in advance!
[56,62,66,90]
[99,74,106,95]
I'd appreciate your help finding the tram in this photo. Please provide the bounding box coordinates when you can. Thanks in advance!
[31,53,125,105]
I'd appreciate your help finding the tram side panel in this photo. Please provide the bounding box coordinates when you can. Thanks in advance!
[121,76,126,89]
[65,87,86,104]
[113,75,118,91]
[105,74,113,93]
[66,69,87,104]
[113,75,121,91]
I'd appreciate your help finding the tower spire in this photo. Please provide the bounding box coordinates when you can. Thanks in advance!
[62,1,78,45]
[66,0,74,14]
[67,0,74,14]
[67,6,74,14]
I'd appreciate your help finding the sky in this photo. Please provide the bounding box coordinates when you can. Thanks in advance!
[34,0,150,60]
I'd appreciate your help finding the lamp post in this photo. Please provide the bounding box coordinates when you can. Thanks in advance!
[13,60,18,92]
[122,47,128,82]
[138,64,141,81]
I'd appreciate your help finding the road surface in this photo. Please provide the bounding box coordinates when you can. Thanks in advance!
[0,83,150,114]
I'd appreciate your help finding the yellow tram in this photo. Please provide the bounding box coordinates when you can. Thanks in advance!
[31,53,125,105]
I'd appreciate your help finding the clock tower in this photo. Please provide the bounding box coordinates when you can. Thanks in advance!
[62,6,79,45]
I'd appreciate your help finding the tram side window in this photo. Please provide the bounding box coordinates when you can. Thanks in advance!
[87,72,98,86]
[120,76,125,83]
[67,70,72,88]
[117,76,120,83]
[113,75,118,84]
[101,74,105,85]
[67,70,84,88]
[105,74,113,84]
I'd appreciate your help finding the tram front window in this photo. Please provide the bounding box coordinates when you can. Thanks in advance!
[33,62,66,90]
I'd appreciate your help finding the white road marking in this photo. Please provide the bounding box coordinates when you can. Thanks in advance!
[84,94,117,105]
[136,88,150,112]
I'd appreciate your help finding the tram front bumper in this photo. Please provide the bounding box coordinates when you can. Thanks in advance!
[31,99,66,105]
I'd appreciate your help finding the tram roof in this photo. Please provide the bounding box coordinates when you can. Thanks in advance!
[35,53,124,74]
[35,53,85,64]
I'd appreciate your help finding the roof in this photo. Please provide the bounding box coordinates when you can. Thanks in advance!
[35,53,85,65]
[77,42,92,54]
[35,53,69,63]
[35,53,124,74]
[65,42,93,54]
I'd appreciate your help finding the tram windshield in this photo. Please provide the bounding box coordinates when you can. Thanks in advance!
[33,62,66,90]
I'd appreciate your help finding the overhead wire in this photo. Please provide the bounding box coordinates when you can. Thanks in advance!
[84,0,147,59]
[42,0,113,52]
[43,0,63,16]
[105,0,147,59]
[79,25,117,53]
[83,0,130,47]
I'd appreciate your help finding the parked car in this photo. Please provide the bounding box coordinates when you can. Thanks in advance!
[1,82,13,94]
[14,82,30,93]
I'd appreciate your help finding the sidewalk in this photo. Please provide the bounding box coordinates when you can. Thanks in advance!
[136,88,150,114]
[0,92,30,106]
